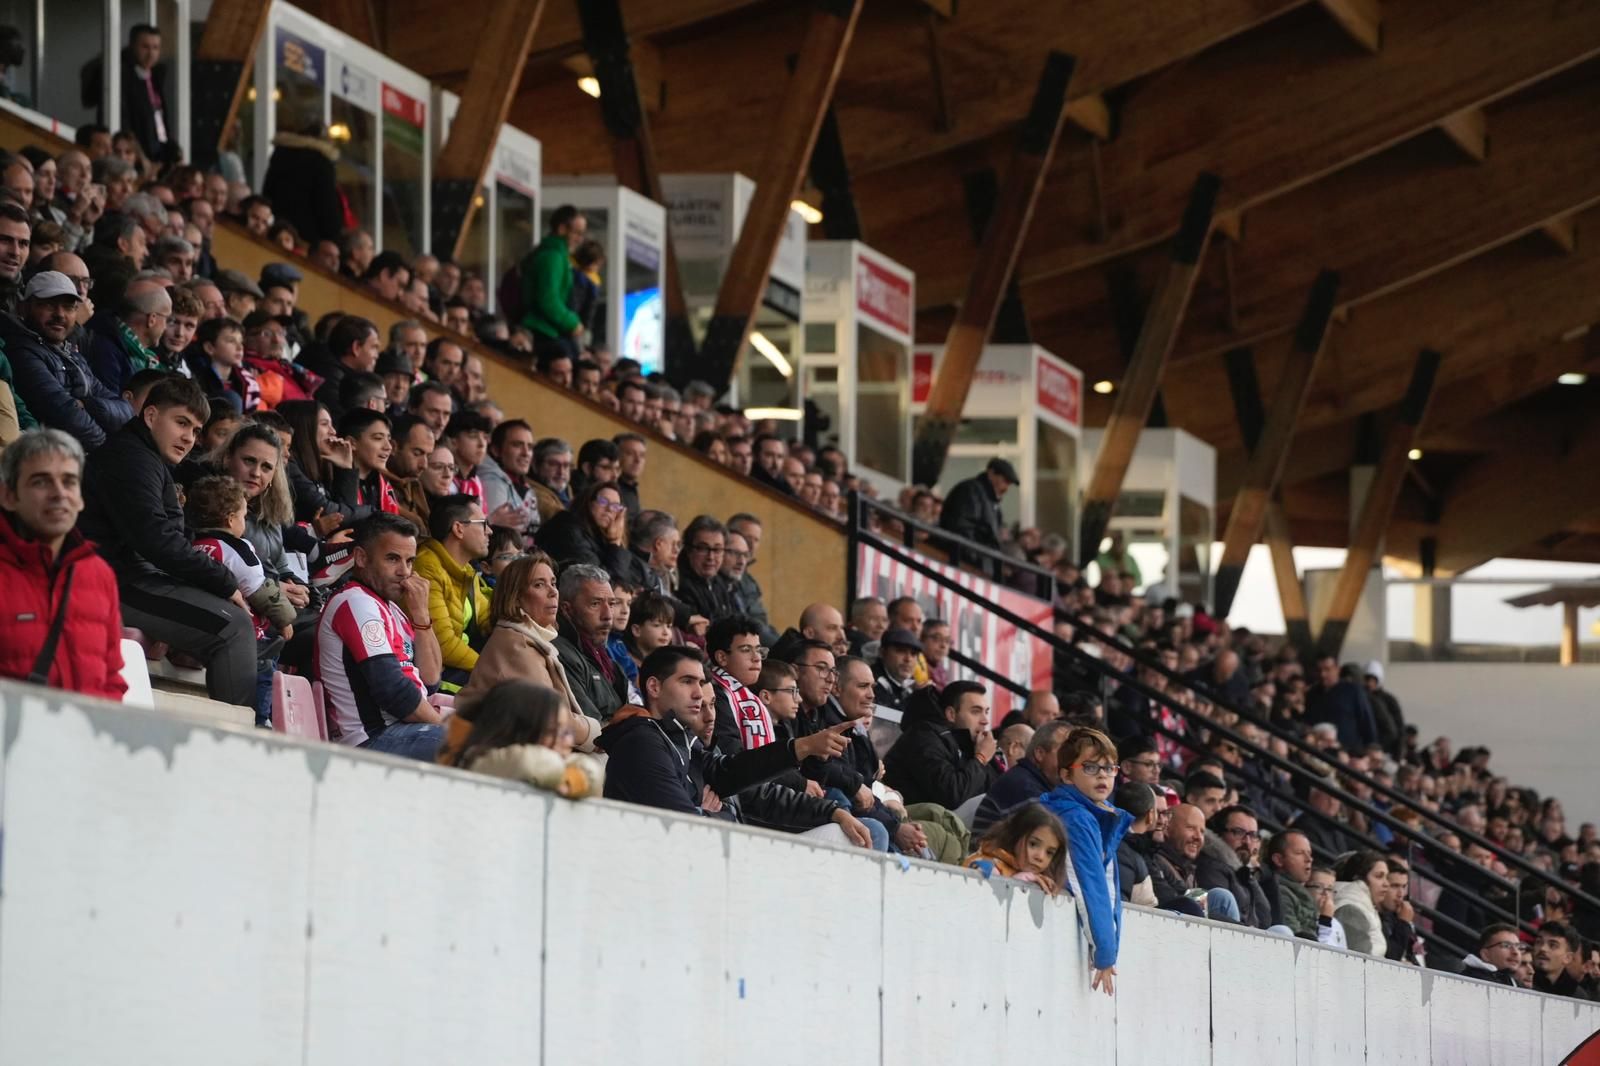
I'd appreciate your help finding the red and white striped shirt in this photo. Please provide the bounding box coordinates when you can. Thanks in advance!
[315,581,424,746]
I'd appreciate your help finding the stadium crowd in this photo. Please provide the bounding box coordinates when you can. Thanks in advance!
[0,22,1595,1004]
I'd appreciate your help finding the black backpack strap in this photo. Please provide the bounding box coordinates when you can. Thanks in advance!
[27,564,76,685]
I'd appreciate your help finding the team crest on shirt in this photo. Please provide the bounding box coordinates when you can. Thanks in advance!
[361,619,387,649]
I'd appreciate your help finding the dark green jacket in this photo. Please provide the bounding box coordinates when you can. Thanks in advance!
[0,345,37,432]
[519,233,580,340]
[1278,875,1319,939]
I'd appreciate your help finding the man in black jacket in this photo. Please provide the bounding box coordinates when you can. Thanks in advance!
[971,719,1072,836]
[119,26,179,163]
[599,646,861,833]
[883,678,1000,811]
[552,564,628,723]
[3,270,132,452]
[1198,804,1275,929]
[677,515,735,623]
[310,315,381,418]
[80,377,255,706]
[938,457,1016,551]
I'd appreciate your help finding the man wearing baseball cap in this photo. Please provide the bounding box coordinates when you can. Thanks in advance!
[0,270,130,451]
[873,627,923,711]
[938,456,1018,553]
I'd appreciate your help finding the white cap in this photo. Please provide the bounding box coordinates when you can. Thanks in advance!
[1364,660,1384,684]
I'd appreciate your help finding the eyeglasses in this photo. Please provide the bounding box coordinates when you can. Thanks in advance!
[64,275,94,294]
[1222,826,1261,842]
[1483,939,1520,952]
[593,500,627,513]
[1306,884,1334,895]
[426,461,457,474]
[690,543,724,555]
[1072,762,1118,778]
[801,663,839,679]
[1126,758,1160,770]
[458,519,490,530]
[767,687,801,700]
[731,643,767,659]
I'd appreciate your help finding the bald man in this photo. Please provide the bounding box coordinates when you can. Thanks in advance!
[1150,803,1241,921]
[86,276,173,392]
[798,602,848,657]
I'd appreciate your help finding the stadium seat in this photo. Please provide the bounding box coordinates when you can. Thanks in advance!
[310,682,331,743]
[271,673,322,740]
[118,639,154,709]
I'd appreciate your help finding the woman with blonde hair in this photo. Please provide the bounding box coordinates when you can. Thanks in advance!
[444,552,597,763]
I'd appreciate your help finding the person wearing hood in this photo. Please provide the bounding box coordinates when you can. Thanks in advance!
[1038,726,1135,996]
[261,122,346,248]
[1114,780,1161,908]
[1198,804,1276,929]
[1362,660,1406,757]
[883,680,1000,810]
[1456,924,1524,987]
[1331,850,1390,957]
[598,644,856,822]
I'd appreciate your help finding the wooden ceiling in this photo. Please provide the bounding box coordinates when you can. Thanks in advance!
[313,0,1600,573]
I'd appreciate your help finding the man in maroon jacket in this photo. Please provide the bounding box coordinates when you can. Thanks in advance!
[0,428,127,700]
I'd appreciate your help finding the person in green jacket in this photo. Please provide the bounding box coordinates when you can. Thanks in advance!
[519,205,588,361]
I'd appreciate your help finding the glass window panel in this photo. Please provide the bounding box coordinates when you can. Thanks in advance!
[804,321,837,355]
[739,313,799,418]
[1177,494,1211,604]
[951,417,1018,446]
[621,234,663,373]
[0,0,39,108]
[39,0,104,128]
[855,324,907,480]
[457,186,489,287]
[1037,422,1078,543]
[495,180,537,307]
[805,363,842,453]
[328,97,374,240]
[380,107,425,258]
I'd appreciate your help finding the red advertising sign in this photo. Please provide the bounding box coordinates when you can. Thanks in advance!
[855,253,913,338]
[382,84,425,128]
[856,541,1053,723]
[912,350,934,404]
[1036,353,1081,428]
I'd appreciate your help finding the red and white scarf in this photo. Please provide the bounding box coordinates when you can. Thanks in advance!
[710,665,775,750]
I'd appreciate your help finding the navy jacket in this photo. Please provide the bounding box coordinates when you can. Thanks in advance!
[1,313,131,450]
[971,759,1052,837]
[599,707,799,816]
[1306,679,1378,751]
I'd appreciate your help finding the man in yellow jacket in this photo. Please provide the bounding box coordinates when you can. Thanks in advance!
[414,493,492,691]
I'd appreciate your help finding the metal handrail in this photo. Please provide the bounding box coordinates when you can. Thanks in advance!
[845,492,1598,917]
[850,491,1055,599]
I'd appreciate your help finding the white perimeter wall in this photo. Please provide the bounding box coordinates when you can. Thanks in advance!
[0,680,1594,1065]
[1387,663,1600,828]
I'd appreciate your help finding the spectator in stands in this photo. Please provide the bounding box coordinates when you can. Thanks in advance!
[1291,780,1357,857]
[520,206,586,360]
[847,595,888,656]
[1532,923,1591,1000]
[0,428,126,699]
[1184,770,1227,819]
[213,269,262,320]
[939,457,1016,551]
[1307,653,1377,751]
[311,315,379,417]
[920,619,952,688]
[384,414,436,528]
[81,377,255,706]
[611,432,645,517]
[553,563,628,723]
[971,719,1072,836]
[616,379,648,424]
[1458,924,1524,987]
[415,493,492,687]
[773,601,849,660]
[342,231,375,280]
[570,438,618,498]
[316,513,443,759]
[1362,661,1406,757]
[1150,803,1242,921]
[529,437,574,521]
[536,480,635,579]
[1379,859,1421,965]
[628,509,680,597]
[749,433,790,495]
[965,803,1068,895]
[1199,805,1274,929]
[375,350,412,417]
[408,380,454,437]
[3,271,130,450]
[454,553,590,752]
[0,199,26,313]
[262,121,344,248]
[1331,851,1389,957]
[478,418,541,538]
[364,252,408,304]
[440,680,602,798]
[884,680,999,811]
[156,286,200,366]
[873,628,921,711]
[1118,735,1163,786]
[186,317,257,414]
[719,514,771,637]
[84,275,171,394]
[442,409,492,503]
[1266,830,1333,943]
[677,515,735,623]
[1039,726,1133,995]
[334,408,400,517]
[706,615,776,754]
[117,24,178,164]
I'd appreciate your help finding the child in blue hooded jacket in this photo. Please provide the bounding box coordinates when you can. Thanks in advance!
[1040,726,1134,997]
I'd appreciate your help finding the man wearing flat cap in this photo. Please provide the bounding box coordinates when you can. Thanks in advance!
[939,456,1017,553]
[873,627,923,711]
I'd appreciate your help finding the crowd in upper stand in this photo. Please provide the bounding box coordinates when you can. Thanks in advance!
[0,21,1595,1004]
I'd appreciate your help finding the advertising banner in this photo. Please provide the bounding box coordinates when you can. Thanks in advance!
[855,541,1053,723]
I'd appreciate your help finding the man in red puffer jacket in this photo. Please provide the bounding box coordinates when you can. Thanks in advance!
[0,428,126,700]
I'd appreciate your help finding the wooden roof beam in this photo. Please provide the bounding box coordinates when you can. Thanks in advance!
[1541,214,1579,254]
[1065,94,1112,141]
[1438,106,1488,162]
[1317,0,1382,53]
[698,0,863,392]
[913,52,1076,486]
[1165,208,1600,456]
[888,0,1600,310]
[1078,174,1220,565]
[1214,273,1339,618]
[1028,71,1600,373]
[1317,349,1439,657]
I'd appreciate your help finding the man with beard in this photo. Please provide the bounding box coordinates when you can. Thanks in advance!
[2,271,130,450]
